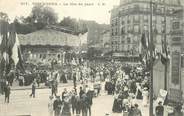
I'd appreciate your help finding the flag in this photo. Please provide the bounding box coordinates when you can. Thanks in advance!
[7,23,18,66]
[141,30,157,66]
[0,34,3,62]
[0,34,2,45]
[7,23,24,72]
[16,46,25,73]
[161,53,167,65]
[161,38,169,65]
[11,34,20,65]
[2,52,9,64]
[0,21,9,70]
[0,22,25,73]
[141,31,150,64]
[0,31,8,54]
[141,31,150,49]
[161,39,168,58]
[141,33,147,49]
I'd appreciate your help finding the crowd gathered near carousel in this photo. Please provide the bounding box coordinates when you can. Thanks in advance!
[1,57,150,116]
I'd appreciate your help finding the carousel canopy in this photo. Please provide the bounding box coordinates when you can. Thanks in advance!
[18,28,81,47]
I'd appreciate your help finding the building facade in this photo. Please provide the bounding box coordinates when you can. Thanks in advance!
[110,0,182,60]
[99,30,111,54]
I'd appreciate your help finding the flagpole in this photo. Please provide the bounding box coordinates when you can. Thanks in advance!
[163,0,167,90]
[149,0,154,115]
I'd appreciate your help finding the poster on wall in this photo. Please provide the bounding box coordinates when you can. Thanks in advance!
[156,89,168,104]
[171,51,180,85]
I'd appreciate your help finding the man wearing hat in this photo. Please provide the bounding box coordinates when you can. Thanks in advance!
[86,87,94,116]
[60,94,72,116]
[155,101,164,116]
[133,104,142,116]
[53,96,62,116]
[62,88,68,100]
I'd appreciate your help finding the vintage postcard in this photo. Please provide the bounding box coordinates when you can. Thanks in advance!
[0,0,184,116]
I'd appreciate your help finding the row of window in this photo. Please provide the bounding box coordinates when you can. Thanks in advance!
[121,25,141,34]
[111,18,118,27]
[111,37,131,45]
[111,28,118,36]
[120,15,168,26]
[172,21,180,30]
[29,53,62,59]
[112,45,138,53]
[120,3,180,15]
[120,24,170,35]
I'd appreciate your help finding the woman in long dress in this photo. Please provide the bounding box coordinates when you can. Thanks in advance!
[142,87,148,107]
[48,96,54,116]
[112,93,119,113]
[135,83,143,100]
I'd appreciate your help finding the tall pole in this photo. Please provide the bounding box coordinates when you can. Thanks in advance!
[149,0,154,115]
[163,0,167,90]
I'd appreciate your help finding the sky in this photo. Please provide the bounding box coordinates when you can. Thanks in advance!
[0,0,120,24]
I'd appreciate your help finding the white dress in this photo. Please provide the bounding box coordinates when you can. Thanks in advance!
[142,90,148,106]
[48,99,54,116]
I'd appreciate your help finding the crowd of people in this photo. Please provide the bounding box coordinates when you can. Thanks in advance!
[43,60,150,116]
[48,86,93,116]
[103,62,149,116]
[1,59,152,115]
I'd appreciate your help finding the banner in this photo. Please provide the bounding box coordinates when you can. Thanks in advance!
[156,89,167,105]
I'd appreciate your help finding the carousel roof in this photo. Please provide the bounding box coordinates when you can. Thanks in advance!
[18,28,80,47]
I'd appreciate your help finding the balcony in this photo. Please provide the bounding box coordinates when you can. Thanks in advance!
[133,20,140,24]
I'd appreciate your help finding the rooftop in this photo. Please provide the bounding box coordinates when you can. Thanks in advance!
[18,28,80,47]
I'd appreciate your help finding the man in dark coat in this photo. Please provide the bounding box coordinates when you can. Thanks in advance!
[81,93,88,116]
[133,104,142,116]
[155,101,164,116]
[75,95,81,115]
[62,88,68,100]
[51,79,58,97]
[53,96,63,116]
[86,89,93,116]
[30,81,36,98]
[61,73,67,83]
[36,73,41,87]
[71,91,77,114]
[79,87,85,99]
[73,72,77,91]
[7,70,15,86]
[4,83,11,103]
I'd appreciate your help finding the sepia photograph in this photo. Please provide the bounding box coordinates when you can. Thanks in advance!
[0,0,184,116]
